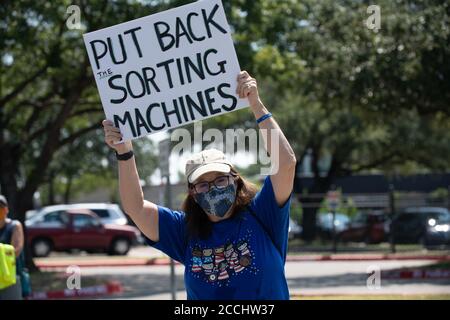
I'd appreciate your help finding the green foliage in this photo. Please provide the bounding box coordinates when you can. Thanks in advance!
[38,130,157,205]
[1,0,449,218]
[197,0,450,178]
[234,163,262,179]
[429,188,449,202]
[290,202,303,224]
[0,1,168,212]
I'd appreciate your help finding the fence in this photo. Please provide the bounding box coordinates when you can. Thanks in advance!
[292,189,450,253]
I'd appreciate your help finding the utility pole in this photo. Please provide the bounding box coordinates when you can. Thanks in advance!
[326,189,339,254]
[447,185,450,211]
[159,137,176,300]
[389,184,396,254]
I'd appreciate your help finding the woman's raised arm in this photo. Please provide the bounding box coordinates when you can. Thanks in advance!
[102,120,159,242]
[236,71,297,206]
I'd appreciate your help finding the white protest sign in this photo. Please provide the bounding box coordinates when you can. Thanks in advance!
[83,0,248,141]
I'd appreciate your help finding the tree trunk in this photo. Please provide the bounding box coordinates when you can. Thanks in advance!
[64,175,72,204]
[0,143,21,215]
[300,148,341,241]
[15,186,39,271]
[301,202,318,242]
[48,171,55,205]
[300,180,330,241]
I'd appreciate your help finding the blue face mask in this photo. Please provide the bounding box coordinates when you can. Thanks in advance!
[194,183,237,217]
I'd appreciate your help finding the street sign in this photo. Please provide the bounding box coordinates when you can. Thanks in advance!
[326,190,341,253]
[326,190,340,211]
[158,138,171,177]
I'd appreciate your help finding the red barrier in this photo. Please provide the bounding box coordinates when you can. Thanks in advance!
[27,281,123,300]
[382,269,450,279]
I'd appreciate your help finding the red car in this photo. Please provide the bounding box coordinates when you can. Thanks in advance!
[339,211,388,244]
[27,209,141,257]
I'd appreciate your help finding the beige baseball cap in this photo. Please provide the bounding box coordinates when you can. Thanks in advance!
[185,149,233,183]
[0,195,8,207]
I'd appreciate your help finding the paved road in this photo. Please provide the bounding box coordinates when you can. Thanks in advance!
[73,259,450,299]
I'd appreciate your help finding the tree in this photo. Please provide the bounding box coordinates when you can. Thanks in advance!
[0,1,169,268]
[1,0,449,246]
[0,0,168,223]
[201,0,450,239]
[38,130,157,206]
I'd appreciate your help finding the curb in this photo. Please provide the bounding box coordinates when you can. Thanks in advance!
[35,254,450,269]
[27,281,123,299]
[36,257,179,269]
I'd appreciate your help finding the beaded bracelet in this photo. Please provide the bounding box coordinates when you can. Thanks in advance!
[256,112,273,124]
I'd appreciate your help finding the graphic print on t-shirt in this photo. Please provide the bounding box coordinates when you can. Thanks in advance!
[188,230,258,286]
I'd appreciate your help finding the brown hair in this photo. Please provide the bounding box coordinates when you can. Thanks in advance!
[181,167,258,240]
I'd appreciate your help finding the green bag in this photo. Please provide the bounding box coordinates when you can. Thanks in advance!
[16,252,32,298]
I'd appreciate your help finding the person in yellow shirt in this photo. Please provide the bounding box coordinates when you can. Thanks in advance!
[0,195,25,300]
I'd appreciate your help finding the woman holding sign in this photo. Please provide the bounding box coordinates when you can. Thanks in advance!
[103,71,296,300]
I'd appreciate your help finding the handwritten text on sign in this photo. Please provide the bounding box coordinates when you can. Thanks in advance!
[83,0,248,140]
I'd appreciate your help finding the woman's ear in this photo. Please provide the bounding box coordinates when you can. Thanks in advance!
[188,187,197,200]
[191,194,199,204]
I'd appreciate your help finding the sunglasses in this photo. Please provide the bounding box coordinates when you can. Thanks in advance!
[190,174,237,194]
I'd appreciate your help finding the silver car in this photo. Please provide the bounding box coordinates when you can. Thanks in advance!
[26,203,129,227]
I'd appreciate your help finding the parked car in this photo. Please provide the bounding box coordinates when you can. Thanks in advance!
[425,214,450,248]
[27,209,141,257]
[26,203,129,227]
[390,207,450,247]
[288,218,302,240]
[339,211,388,244]
[316,212,350,241]
[25,209,38,220]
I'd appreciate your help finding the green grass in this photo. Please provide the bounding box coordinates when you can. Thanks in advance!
[407,260,450,270]
[292,294,450,300]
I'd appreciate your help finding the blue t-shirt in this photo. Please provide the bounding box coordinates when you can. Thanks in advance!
[145,176,292,300]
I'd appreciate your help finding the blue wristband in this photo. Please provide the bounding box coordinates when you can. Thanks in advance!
[256,112,272,124]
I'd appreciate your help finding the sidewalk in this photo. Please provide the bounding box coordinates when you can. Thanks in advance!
[31,259,450,300]
[34,246,450,269]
